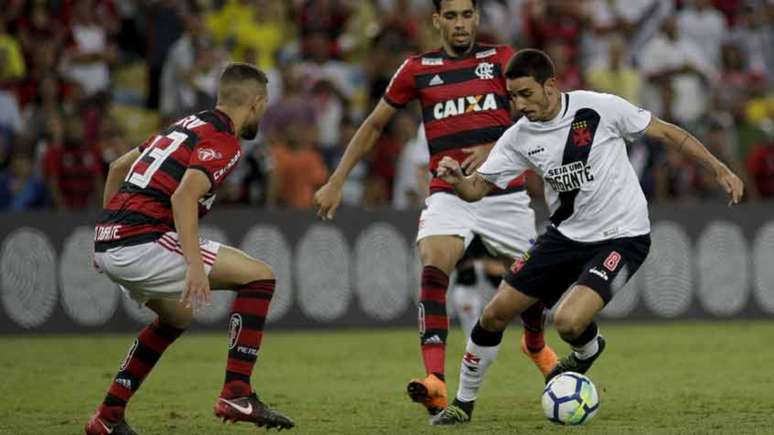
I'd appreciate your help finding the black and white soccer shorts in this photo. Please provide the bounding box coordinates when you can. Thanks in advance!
[504,226,651,307]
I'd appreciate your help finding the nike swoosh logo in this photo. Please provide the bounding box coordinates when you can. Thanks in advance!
[97,419,113,434]
[220,398,253,415]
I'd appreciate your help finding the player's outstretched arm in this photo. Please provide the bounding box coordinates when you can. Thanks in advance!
[171,169,212,311]
[644,117,744,205]
[102,148,141,207]
[314,99,397,220]
[437,156,492,202]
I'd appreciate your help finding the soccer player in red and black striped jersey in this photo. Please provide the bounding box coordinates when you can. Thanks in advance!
[84,64,294,435]
[314,0,557,416]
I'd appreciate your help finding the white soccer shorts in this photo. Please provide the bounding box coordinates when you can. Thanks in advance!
[94,232,222,304]
[416,191,537,259]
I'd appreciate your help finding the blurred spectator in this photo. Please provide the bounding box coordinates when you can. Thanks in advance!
[0,89,22,167]
[393,123,429,210]
[20,75,64,150]
[60,0,117,97]
[297,0,352,58]
[586,32,642,104]
[14,0,67,64]
[42,114,103,209]
[0,18,25,82]
[364,111,416,207]
[716,42,761,108]
[160,11,210,120]
[311,78,347,166]
[270,120,328,209]
[746,130,774,197]
[0,151,47,211]
[545,39,582,91]
[639,16,718,124]
[677,0,727,67]
[728,3,773,84]
[144,0,184,109]
[331,116,367,206]
[523,0,584,54]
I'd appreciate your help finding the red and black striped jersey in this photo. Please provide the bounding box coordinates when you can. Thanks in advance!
[383,43,525,194]
[94,109,241,252]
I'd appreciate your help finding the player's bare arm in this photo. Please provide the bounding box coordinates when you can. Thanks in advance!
[436,156,492,202]
[314,99,397,220]
[102,148,141,207]
[171,169,212,310]
[644,117,744,205]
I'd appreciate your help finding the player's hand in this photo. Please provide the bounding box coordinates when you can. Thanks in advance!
[436,156,465,185]
[460,143,494,174]
[181,264,211,312]
[314,181,343,220]
[716,166,744,205]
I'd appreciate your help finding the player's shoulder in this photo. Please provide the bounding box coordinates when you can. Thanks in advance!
[567,90,630,112]
[401,48,445,70]
[498,120,527,148]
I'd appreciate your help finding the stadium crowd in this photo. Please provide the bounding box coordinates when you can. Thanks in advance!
[0,0,771,211]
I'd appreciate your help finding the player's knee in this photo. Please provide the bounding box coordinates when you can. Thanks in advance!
[248,259,274,282]
[553,311,585,339]
[159,310,193,330]
[480,304,509,331]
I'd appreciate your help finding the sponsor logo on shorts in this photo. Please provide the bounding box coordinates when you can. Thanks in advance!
[119,339,138,371]
[228,314,242,349]
[604,251,622,271]
[589,267,609,281]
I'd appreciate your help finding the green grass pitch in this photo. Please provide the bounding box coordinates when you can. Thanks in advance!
[1,321,772,434]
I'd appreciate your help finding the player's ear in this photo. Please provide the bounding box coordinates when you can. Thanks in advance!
[432,12,441,30]
[543,77,557,95]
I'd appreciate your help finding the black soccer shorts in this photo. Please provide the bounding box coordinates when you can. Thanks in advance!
[504,226,650,307]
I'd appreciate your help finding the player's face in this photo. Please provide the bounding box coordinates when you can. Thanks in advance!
[507,77,557,122]
[433,0,479,55]
[240,89,268,140]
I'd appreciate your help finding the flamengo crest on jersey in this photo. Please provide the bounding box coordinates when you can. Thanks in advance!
[94,109,241,252]
[477,91,653,242]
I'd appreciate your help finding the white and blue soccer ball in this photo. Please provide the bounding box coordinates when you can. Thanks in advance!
[541,372,600,425]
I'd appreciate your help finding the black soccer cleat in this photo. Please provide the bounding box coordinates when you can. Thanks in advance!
[214,393,295,430]
[545,336,606,384]
[84,414,138,435]
[429,399,473,426]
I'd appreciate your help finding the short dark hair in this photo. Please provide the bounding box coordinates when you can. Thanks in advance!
[504,49,555,84]
[217,63,268,106]
[220,63,268,87]
[432,0,478,12]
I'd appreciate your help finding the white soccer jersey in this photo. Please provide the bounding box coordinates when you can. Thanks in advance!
[478,90,652,242]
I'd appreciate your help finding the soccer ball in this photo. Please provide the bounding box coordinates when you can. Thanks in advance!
[541,372,600,425]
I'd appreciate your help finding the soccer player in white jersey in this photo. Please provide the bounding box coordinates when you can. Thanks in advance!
[430,48,744,425]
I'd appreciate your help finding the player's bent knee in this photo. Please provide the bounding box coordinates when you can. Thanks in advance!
[480,304,510,331]
[248,259,274,282]
[553,312,586,339]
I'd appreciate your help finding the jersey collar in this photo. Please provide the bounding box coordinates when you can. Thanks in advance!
[213,109,236,135]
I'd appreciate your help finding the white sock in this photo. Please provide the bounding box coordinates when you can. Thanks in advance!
[456,338,500,403]
[450,285,483,337]
[572,334,600,361]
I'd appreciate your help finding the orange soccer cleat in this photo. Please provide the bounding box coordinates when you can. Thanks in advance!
[406,373,448,416]
[520,334,559,377]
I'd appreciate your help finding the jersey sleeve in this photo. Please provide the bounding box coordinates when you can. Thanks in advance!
[383,58,417,108]
[476,127,530,189]
[605,93,652,141]
[189,134,240,190]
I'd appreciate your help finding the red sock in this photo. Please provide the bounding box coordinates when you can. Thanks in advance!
[521,301,547,352]
[98,319,184,422]
[221,279,274,398]
[418,266,449,380]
